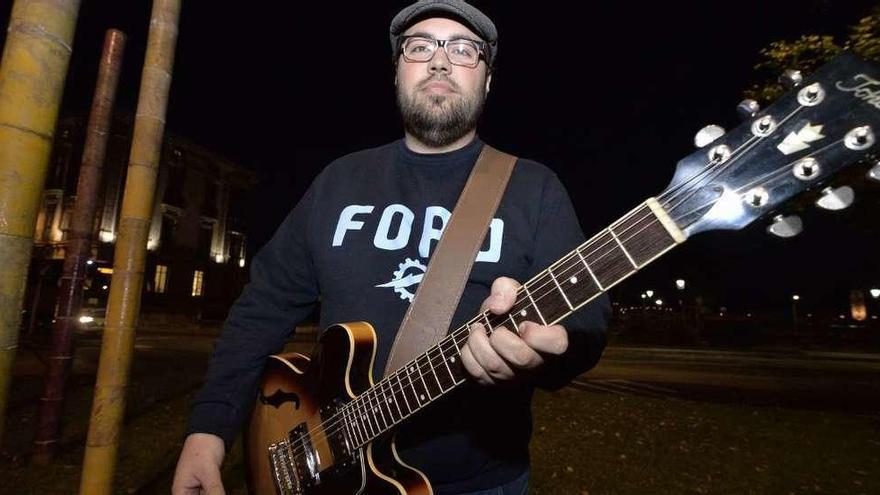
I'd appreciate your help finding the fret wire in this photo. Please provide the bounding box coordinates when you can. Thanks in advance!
[388,375,404,418]
[371,386,387,432]
[341,404,353,449]
[415,354,435,401]
[548,267,575,310]
[346,404,358,448]
[522,284,547,325]
[379,379,397,425]
[437,338,457,387]
[608,227,639,269]
[424,350,446,392]
[507,314,519,334]
[360,395,376,438]
[369,388,387,431]
[396,371,413,414]
[575,247,604,290]
[408,363,427,406]
[350,401,365,445]
[480,313,492,332]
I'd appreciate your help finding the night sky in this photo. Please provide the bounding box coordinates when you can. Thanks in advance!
[2,0,879,314]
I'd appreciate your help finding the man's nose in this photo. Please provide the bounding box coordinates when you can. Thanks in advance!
[428,46,452,74]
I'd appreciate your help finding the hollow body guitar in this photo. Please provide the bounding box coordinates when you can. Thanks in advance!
[247,322,430,494]
[245,53,880,493]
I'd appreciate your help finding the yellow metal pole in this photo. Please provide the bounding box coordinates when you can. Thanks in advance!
[78,1,180,493]
[0,0,81,446]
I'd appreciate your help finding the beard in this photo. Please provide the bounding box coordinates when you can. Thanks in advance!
[396,75,487,148]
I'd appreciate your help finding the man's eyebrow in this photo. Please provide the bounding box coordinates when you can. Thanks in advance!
[403,30,481,42]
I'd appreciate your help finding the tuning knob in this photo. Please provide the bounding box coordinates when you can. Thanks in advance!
[780,69,804,89]
[767,214,803,238]
[694,125,726,148]
[868,162,880,182]
[737,99,760,121]
[816,186,855,211]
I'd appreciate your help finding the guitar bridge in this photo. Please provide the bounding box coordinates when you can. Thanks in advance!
[267,423,320,494]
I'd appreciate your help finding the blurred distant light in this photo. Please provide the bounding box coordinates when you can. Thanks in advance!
[79,316,94,324]
[646,290,654,298]
[870,288,880,299]
[86,260,94,265]
[792,295,800,301]
[641,294,647,299]
[655,299,663,306]
[839,314,846,320]
[675,279,686,290]
[102,285,108,290]
[239,258,245,268]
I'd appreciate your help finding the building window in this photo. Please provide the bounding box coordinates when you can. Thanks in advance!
[155,265,168,294]
[191,270,204,297]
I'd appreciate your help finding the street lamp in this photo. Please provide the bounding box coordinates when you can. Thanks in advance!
[675,279,686,290]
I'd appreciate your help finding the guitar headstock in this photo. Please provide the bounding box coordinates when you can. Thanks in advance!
[659,52,880,238]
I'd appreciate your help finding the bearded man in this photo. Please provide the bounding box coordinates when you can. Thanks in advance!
[173,1,610,494]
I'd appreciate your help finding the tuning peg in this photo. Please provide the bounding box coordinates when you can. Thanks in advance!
[780,69,803,89]
[767,214,803,238]
[694,125,726,148]
[737,99,760,121]
[868,162,880,182]
[816,186,855,211]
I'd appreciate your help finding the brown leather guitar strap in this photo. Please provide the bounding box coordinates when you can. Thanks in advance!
[383,144,517,377]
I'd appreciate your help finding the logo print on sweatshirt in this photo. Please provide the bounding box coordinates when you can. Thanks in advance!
[374,257,427,302]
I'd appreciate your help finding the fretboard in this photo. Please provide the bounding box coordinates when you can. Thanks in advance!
[338,198,685,449]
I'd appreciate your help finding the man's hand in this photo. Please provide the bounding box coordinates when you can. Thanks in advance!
[172,433,226,495]
[460,277,569,385]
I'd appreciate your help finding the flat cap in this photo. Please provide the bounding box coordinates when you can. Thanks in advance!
[390,0,498,67]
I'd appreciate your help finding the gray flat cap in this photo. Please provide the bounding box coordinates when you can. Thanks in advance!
[390,0,498,67]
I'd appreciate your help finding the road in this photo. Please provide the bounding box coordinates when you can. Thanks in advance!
[67,331,880,414]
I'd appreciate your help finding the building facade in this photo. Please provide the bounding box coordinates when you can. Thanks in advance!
[29,115,256,328]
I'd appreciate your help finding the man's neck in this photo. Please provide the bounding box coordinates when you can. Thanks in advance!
[403,130,477,154]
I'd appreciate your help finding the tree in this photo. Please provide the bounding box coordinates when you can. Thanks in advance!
[745,5,880,103]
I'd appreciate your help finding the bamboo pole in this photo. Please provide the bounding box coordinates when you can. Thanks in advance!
[78,1,180,492]
[0,0,81,446]
[33,29,126,464]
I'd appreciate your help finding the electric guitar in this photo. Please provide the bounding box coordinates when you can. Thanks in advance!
[245,52,880,494]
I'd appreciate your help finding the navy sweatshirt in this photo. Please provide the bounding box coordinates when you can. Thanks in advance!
[187,137,611,493]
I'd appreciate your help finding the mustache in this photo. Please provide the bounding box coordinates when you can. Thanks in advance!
[418,76,460,92]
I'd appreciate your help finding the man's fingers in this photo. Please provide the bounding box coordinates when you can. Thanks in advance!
[481,277,520,314]
[467,323,514,380]
[489,326,543,369]
[460,338,493,385]
[519,322,569,356]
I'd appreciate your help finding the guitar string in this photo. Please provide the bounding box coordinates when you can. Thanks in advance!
[279,103,830,458]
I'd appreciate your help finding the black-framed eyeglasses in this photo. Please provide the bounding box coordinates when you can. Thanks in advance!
[399,36,486,68]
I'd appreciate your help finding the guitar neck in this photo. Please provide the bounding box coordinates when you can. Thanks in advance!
[340,198,686,448]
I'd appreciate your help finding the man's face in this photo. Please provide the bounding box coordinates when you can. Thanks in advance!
[395,17,491,148]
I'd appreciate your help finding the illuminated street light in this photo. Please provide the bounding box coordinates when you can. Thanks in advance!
[655,299,663,306]
[646,290,654,298]
[792,295,800,301]
[675,279,686,290]
[870,288,880,299]
[86,260,94,265]
[641,293,647,299]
